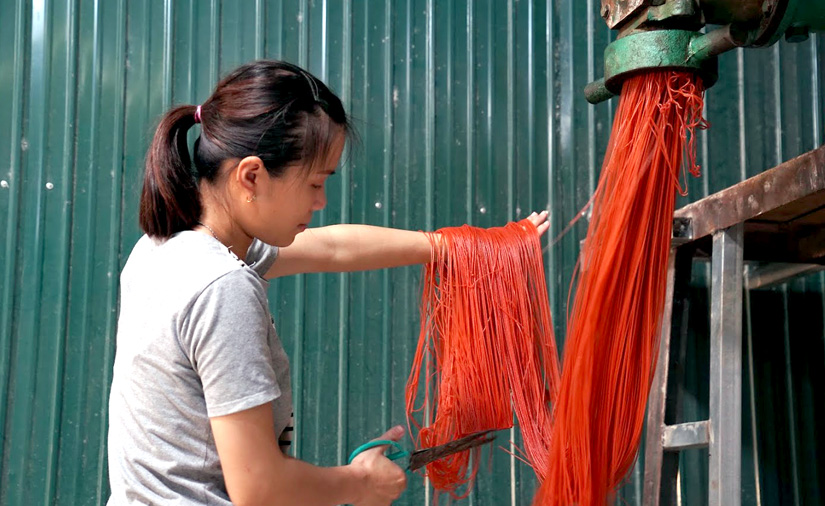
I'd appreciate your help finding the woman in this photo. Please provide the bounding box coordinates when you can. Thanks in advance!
[107,60,549,506]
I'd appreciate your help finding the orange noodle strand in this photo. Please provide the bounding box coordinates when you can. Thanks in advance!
[405,220,561,497]
[535,71,706,505]
[404,70,705,503]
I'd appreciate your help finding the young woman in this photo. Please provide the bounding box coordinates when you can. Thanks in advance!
[107,60,549,506]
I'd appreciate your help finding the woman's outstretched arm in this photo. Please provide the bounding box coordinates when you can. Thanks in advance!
[266,211,549,278]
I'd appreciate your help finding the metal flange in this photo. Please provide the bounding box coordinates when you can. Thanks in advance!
[584,29,719,104]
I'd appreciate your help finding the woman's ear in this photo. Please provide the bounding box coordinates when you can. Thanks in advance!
[234,156,265,200]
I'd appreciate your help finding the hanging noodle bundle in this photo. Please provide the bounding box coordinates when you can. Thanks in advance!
[405,220,561,497]
[405,70,706,504]
[535,71,706,504]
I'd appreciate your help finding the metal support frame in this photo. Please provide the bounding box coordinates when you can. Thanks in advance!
[644,245,696,505]
[708,224,744,505]
[642,145,825,505]
[642,252,675,506]
[644,225,744,505]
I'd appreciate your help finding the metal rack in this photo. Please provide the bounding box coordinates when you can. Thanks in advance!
[643,145,825,505]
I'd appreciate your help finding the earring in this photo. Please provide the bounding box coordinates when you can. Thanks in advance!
[246,195,256,203]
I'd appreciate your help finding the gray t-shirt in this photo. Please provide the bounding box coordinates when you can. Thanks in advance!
[107,231,293,505]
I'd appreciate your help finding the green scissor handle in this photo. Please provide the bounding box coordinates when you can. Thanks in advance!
[347,440,411,470]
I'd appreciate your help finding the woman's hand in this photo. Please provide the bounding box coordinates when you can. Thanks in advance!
[525,210,550,238]
[212,405,407,506]
[349,426,408,506]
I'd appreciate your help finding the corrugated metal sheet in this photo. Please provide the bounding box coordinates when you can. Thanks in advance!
[0,0,822,504]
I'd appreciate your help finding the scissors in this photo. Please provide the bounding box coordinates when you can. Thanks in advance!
[347,429,497,471]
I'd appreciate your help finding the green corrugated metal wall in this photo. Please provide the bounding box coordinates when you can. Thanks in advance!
[1,0,823,504]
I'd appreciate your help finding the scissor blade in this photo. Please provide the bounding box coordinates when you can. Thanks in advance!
[408,430,497,471]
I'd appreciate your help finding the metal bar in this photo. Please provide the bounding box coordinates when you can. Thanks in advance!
[674,145,825,241]
[744,262,825,290]
[780,285,802,504]
[660,245,696,504]
[688,24,750,63]
[709,224,744,506]
[643,245,695,506]
[662,421,711,451]
[642,249,678,506]
[743,282,765,505]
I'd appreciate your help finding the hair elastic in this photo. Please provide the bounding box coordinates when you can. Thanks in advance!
[194,105,202,123]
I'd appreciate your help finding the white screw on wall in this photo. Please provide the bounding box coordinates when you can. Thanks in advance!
[374,202,383,209]
[45,182,54,190]
[479,206,487,214]
[0,180,8,188]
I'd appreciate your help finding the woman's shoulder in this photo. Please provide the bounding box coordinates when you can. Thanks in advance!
[122,232,256,299]
[245,238,279,277]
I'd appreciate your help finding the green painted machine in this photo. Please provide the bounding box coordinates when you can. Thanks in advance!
[585,0,825,103]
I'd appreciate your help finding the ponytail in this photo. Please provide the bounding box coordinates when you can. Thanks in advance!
[139,105,201,239]
[139,60,352,240]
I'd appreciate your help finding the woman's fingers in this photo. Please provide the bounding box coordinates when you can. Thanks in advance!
[370,426,405,454]
[350,426,408,506]
[535,219,550,237]
[525,210,550,238]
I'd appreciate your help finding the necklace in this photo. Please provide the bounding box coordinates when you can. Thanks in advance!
[197,221,237,255]
[198,221,220,241]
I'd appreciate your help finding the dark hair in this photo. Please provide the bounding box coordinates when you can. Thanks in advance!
[139,60,350,238]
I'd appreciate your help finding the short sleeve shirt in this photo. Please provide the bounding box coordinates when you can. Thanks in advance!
[107,232,293,505]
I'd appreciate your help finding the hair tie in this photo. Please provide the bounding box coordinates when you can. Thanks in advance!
[194,105,202,123]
